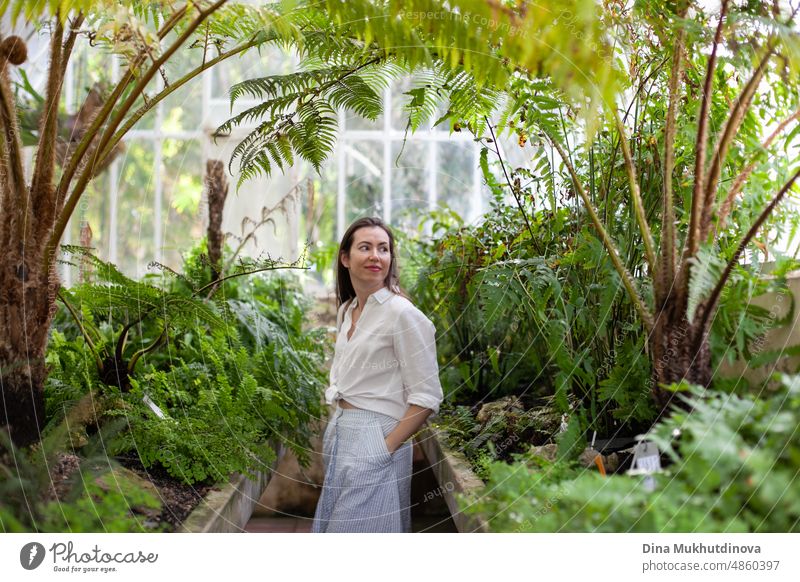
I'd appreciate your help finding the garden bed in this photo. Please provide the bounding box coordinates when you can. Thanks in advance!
[415,423,488,533]
[180,441,285,533]
[43,441,285,533]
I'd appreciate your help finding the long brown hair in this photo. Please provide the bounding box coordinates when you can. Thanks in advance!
[335,217,404,307]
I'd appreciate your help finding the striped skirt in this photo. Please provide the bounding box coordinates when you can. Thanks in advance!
[311,405,413,533]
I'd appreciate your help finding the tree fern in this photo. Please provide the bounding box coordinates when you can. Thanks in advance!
[687,243,727,323]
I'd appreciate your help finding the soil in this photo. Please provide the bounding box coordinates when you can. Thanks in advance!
[46,452,215,532]
[115,453,215,531]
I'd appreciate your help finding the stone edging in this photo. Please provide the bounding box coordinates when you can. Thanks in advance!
[415,424,489,533]
[180,441,285,533]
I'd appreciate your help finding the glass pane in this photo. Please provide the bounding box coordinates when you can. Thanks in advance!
[437,141,474,220]
[161,49,203,132]
[66,168,112,279]
[211,45,295,100]
[390,76,415,131]
[344,110,383,131]
[344,141,383,223]
[161,139,205,270]
[390,141,428,232]
[67,42,158,132]
[298,161,336,247]
[390,73,446,132]
[116,140,156,277]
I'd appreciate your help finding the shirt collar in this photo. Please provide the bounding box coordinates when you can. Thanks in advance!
[350,287,394,309]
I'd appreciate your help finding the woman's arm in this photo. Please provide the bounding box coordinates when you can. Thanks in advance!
[384,404,433,454]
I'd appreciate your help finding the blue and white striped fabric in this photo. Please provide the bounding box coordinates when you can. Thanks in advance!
[312,406,413,533]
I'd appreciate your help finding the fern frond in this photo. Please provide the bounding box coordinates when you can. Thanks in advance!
[687,244,728,323]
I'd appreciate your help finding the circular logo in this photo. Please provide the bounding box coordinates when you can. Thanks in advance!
[20,542,46,570]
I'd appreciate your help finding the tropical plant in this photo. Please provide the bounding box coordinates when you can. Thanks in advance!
[1,0,323,446]
[238,0,800,422]
[463,374,800,532]
[43,241,327,484]
[0,419,164,533]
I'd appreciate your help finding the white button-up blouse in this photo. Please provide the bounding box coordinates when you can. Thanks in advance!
[324,286,444,419]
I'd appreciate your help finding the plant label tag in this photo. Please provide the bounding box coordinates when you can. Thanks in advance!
[631,441,660,492]
[632,441,661,471]
[142,394,166,419]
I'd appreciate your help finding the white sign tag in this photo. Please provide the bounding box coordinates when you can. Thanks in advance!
[142,394,166,419]
[633,441,661,472]
[631,440,661,492]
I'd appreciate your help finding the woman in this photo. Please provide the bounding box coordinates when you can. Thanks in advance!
[311,216,444,533]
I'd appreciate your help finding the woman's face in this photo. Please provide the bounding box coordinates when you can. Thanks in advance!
[341,226,392,289]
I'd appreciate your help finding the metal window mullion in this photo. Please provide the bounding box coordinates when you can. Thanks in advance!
[426,141,436,237]
[108,55,122,265]
[383,86,391,223]
[200,60,212,230]
[472,143,482,223]
[153,75,164,272]
[60,49,78,286]
[427,141,437,210]
[337,108,346,242]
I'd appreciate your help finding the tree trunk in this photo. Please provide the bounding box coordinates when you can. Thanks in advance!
[0,244,60,447]
[649,293,712,417]
[206,159,228,282]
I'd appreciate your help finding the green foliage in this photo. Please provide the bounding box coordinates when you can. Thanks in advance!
[45,240,327,486]
[219,57,399,186]
[0,427,163,533]
[463,374,800,532]
[710,254,800,372]
[408,189,649,435]
[687,243,727,323]
[105,335,275,485]
[217,0,618,186]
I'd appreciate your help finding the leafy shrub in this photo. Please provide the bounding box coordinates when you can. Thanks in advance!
[0,428,163,533]
[44,242,327,485]
[462,374,800,532]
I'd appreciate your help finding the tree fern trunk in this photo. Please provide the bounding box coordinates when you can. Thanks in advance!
[0,243,59,447]
[649,291,711,417]
[206,159,228,281]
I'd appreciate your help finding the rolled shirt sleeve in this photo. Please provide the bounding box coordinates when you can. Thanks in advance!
[393,308,444,415]
[324,301,347,405]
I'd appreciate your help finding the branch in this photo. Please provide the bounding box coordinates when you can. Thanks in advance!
[0,36,28,233]
[485,116,535,244]
[92,37,260,172]
[699,43,774,239]
[547,131,654,332]
[56,289,104,372]
[696,165,800,348]
[127,328,168,374]
[46,0,228,276]
[30,16,64,243]
[685,0,729,264]
[195,264,308,297]
[659,3,689,288]
[612,107,656,272]
[54,4,189,214]
[59,13,85,86]
[717,106,800,230]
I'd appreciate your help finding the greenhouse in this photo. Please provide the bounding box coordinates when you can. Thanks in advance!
[1,0,799,576]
